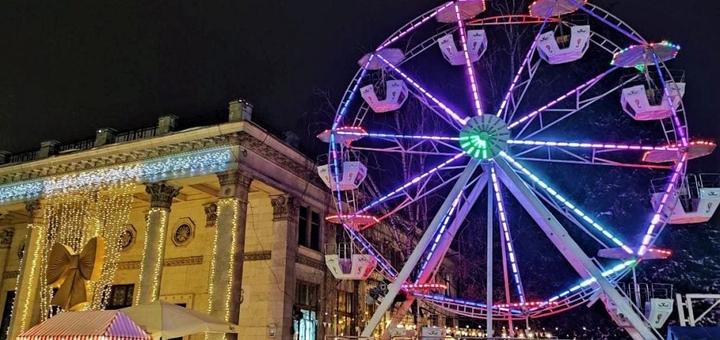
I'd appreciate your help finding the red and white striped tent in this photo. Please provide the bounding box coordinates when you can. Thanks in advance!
[18,310,151,340]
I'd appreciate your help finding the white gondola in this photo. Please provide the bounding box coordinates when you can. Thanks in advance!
[325,243,377,280]
[621,82,685,121]
[651,174,720,224]
[438,30,487,66]
[537,25,591,64]
[360,80,408,113]
[317,152,367,191]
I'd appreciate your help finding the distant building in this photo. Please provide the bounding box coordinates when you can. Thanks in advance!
[0,100,457,340]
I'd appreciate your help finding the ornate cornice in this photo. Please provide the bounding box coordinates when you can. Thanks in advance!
[296,253,325,270]
[0,228,13,248]
[203,202,218,227]
[117,255,204,270]
[0,136,236,185]
[238,133,326,190]
[244,250,272,261]
[217,170,253,199]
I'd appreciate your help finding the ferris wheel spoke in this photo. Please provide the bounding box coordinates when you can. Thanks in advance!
[375,54,469,126]
[353,153,466,216]
[637,152,688,256]
[495,5,556,120]
[571,1,646,45]
[651,53,689,147]
[344,227,398,279]
[453,3,484,116]
[416,173,489,283]
[499,152,634,254]
[507,66,620,134]
[490,166,527,309]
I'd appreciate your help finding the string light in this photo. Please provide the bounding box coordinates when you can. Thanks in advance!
[19,222,46,332]
[206,198,238,340]
[136,207,169,304]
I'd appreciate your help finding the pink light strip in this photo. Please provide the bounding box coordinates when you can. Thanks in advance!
[376,53,468,125]
[336,130,459,141]
[507,140,679,151]
[454,3,483,116]
[354,153,466,216]
[507,67,618,129]
[491,165,526,305]
[377,2,453,51]
[638,152,688,256]
[500,152,634,254]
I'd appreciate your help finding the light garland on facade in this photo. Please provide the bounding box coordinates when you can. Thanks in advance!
[136,207,169,304]
[206,198,238,340]
[19,223,46,332]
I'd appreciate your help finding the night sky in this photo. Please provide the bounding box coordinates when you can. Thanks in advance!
[1,0,718,169]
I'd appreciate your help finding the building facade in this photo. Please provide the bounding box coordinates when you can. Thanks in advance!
[0,100,457,340]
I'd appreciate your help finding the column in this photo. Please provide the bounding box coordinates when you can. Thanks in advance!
[268,195,299,340]
[135,182,181,304]
[8,201,46,340]
[207,171,252,340]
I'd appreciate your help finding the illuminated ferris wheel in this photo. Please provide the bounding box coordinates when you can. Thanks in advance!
[317,1,718,339]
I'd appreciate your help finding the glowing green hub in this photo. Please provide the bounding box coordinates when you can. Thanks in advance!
[458,115,510,160]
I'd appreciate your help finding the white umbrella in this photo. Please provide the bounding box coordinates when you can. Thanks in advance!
[121,300,239,339]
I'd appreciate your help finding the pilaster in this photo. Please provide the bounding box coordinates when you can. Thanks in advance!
[8,201,45,340]
[268,194,299,340]
[136,182,181,304]
[207,170,252,340]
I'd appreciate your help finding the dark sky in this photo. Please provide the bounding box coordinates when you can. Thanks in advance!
[1,0,718,169]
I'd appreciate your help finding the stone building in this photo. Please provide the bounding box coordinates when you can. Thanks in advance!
[0,100,458,340]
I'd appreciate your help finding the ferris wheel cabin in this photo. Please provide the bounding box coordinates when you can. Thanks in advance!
[438,29,488,66]
[360,80,409,113]
[621,82,686,121]
[324,243,377,280]
[316,151,368,191]
[651,173,720,224]
[536,25,591,64]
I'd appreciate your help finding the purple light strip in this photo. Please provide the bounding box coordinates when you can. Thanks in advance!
[651,54,689,148]
[376,53,468,125]
[377,2,453,51]
[568,0,645,45]
[416,191,464,283]
[507,67,618,129]
[354,153,466,216]
[532,260,635,310]
[336,130,459,141]
[491,165,526,305]
[495,5,555,118]
[414,293,523,315]
[500,152,633,254]
[454,3,483,116]
[329,57,374,219]
[638,152,687,256]
[346,227,398,277]
[508,139,679,151]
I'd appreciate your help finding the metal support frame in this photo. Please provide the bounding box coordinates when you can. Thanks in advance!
[486,163,494,337]
[676,294,720,326]
[360,160,481,337]
[493,157,659,340]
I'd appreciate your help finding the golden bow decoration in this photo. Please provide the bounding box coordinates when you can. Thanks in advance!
[46,237,106,310]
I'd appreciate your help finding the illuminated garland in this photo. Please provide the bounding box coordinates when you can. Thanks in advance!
[135,208,169,304]
[206,197,239,332]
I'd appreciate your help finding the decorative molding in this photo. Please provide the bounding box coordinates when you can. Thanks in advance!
[119,224,136,252]
[0,228,14,248]
[3,270,19,279]
[145,182,182,209]
[117,255,204,270]
[270,195,299,221]
[244,250,271,261]
[203,202,218,227]
[217,170,252,199]
[171,217,196,247]
[18,240,25,259]
[296,253,325,270]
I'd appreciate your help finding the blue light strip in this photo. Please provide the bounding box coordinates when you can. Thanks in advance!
[454,3,484,116]
[532,259,635,310]
[347,228,398,277]
[354,153,466,216]
[415,191,464,283]
[490,165,526,305]
[414,293,523,315]
[500,152,633,254]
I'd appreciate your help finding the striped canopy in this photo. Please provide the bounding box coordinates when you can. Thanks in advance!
[18,310,151,340]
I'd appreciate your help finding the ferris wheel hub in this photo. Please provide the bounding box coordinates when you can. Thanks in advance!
[459,115,510,160]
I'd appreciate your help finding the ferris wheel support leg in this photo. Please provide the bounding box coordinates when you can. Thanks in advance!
[360,159,481,338]
[493,156,660,340]
[379,297,416,340]
[486,163,494,338]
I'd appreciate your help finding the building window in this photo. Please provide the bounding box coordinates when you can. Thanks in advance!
[335,290,354,336]
[0,291,15,340]
[106,284,134,310]
[298,206,321,251]
[295,282,318,340]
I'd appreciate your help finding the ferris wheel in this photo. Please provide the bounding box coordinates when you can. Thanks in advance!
[317,1,718,339]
